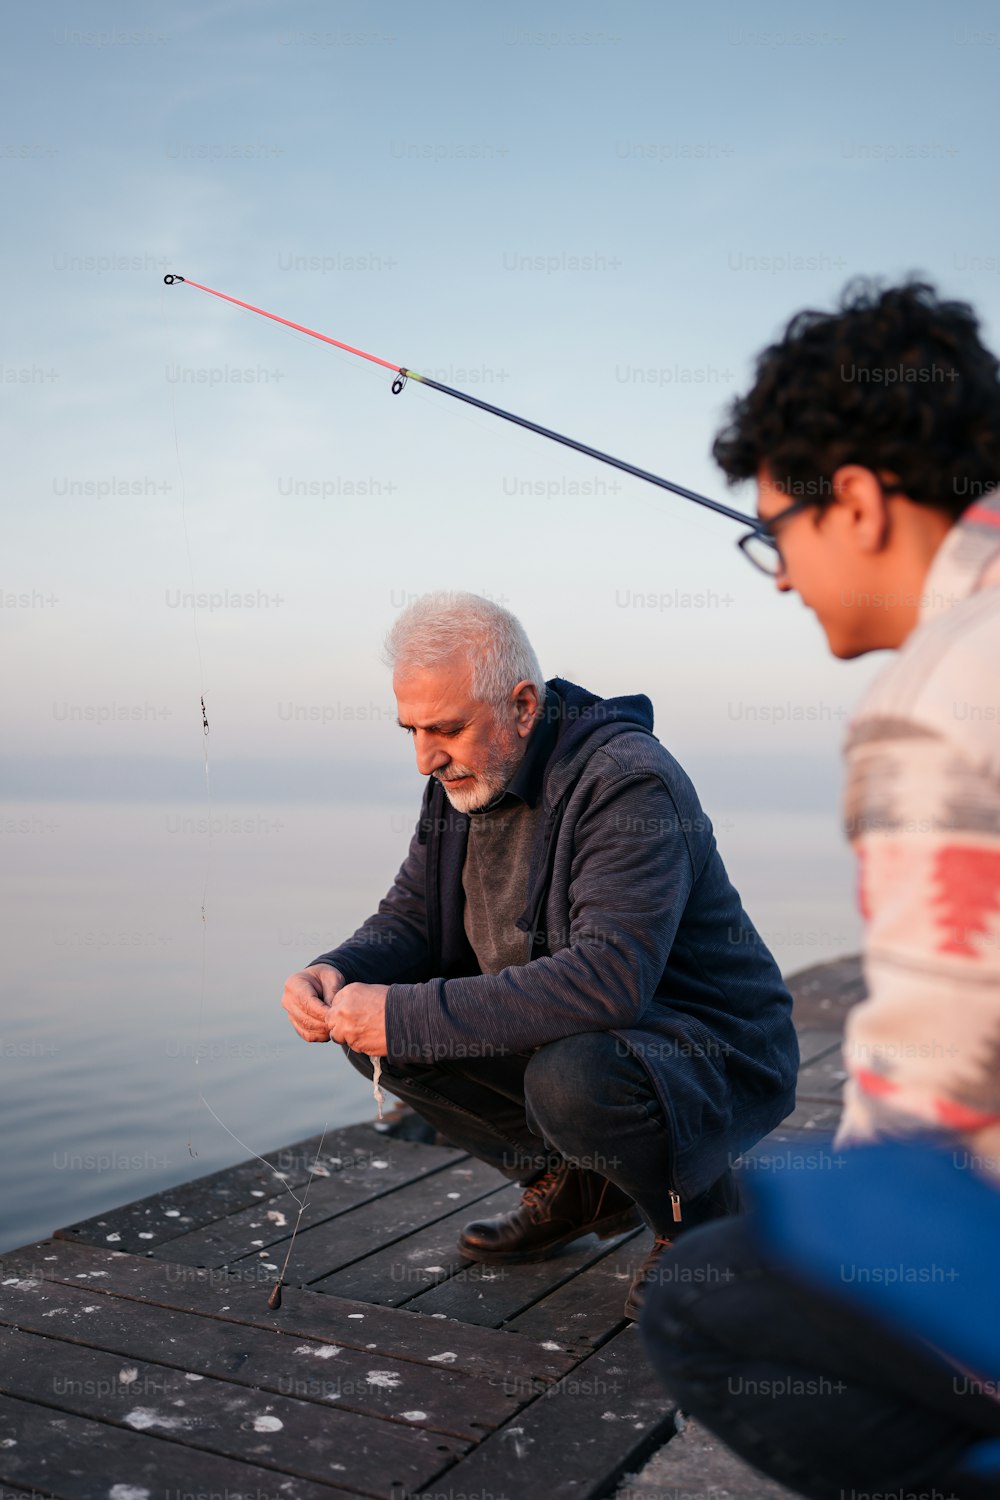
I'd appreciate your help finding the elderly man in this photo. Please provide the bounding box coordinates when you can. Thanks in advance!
[281,592,798,1317]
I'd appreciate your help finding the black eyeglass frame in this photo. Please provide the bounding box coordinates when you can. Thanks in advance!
[735,496,818,574]
[736,479,907,575]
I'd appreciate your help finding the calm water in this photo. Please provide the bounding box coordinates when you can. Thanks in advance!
[1,795,860,1255]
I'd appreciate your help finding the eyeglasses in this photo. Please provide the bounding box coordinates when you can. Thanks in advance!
[737,478,906,576]
[736,497,817,577]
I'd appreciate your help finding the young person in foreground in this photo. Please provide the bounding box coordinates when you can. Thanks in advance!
[640,280,1000,1500]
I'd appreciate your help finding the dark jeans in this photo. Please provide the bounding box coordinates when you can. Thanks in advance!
[639,1215,1000,1500]
[344,1032,733,1236]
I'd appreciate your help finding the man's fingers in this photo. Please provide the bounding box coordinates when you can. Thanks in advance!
[309,964,346,1005]
[281,970,336,1042]
[283,972,329,1015]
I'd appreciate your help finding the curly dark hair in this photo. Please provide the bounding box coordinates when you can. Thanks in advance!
[712,278,1000,517]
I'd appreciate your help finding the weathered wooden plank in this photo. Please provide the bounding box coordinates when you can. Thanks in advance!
[776,1099,843,1132]
[51,1126,342,1249]
[504,1230,650,1350]
[151,1139,475,1269]
[795,1047,848,1102]
[54,1126,465,1257]
[402,1215,641,1329]
[314,1185,642,1329]
[420,1325,675,1500]
[786,955,865,1026]
[0,1391,362,1499]
[0,1325,469,1494]
[228,1158,504,1284]
[1,1239,576,1382]
[308,1176,515,1308]
[309,1183,520,1304]
[0,1274,518,1441]
[794,1029,846,1067]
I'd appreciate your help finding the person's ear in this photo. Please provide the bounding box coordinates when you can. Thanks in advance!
[510,681,540,737]
[830,465,891,554]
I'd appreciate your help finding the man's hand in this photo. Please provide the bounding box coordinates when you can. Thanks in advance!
[281,964,347,1043]
[328,982,389,1057]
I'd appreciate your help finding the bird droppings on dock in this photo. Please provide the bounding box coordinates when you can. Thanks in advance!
[124,1408,192,1433]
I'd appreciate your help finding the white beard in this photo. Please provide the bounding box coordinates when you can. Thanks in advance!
[435,727,525,813]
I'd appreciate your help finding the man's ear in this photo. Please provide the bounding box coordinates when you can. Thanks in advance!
[510,680,541,737]
[830,465,892,554]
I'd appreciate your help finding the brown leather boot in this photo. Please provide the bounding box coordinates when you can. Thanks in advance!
[623,1235,674,1321]
[457,1163,640,1263]
[623,1170,743,1321]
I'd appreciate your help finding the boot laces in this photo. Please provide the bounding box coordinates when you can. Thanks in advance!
[520,1167,564,1213]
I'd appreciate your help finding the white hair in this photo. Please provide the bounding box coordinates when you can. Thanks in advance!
[384,592,546,714]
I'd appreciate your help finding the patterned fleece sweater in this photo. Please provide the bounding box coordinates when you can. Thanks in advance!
[837,491,1000,1173]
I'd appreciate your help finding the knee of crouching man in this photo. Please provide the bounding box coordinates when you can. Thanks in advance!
[523,1033,617,1136]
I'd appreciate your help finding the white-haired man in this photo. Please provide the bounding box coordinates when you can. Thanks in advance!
[282,592,798,1317]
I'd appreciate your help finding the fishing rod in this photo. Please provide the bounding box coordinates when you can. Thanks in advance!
[163,274,754,528]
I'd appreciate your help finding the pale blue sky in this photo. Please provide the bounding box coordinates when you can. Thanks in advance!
[4,0,999,794]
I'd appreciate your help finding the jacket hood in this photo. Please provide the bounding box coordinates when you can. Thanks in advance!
[543,677,656,808]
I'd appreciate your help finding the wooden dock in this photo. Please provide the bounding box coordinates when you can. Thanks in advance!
[0,959,861,1500]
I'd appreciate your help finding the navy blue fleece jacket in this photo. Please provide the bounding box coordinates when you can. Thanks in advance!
[313,679,798,1196]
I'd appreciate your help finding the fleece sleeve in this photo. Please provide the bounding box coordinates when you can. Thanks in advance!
[384,773,697,1064]
[836,730,1000,1149]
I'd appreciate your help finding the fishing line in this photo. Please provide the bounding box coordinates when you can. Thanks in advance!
[160,282,214,1160]
[198,1095,330,1310]
[266,1120,331,1310]
[163,275,755,528]
[162,291,339,1300]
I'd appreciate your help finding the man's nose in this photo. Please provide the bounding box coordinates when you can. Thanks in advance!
[413,733,449,777]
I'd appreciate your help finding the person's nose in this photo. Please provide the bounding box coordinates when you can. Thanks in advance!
[413,732,449,778]
[774,556,793,592]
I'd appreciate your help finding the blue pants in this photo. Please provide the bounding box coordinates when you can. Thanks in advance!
[639,1215,1000,1499]
[344,1031,734,1236]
